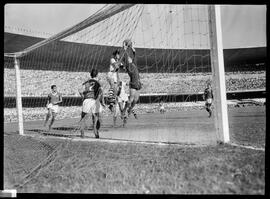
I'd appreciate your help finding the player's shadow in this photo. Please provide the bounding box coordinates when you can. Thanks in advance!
[232,114,265,118]
[28,129,48,133]
[164,116,203,120]
[52,126,79,131]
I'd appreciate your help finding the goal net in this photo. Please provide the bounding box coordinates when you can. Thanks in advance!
[4,4,226,144]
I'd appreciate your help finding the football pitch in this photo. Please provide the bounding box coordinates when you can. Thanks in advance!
[3,105,266,194]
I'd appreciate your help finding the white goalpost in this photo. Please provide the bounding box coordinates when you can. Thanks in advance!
[4,4,230,143]
[208,5,230,143]
[14,56,24,135]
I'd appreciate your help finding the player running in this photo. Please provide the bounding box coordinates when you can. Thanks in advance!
[121,39,142,126]
[79,69,104,138]
[44,85,62,131]
[203,82,214,118]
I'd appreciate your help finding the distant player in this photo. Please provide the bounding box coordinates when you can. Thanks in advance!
[44,85,62,131]
[79,69,103,138]
[203,82,213,118]
[121,39,142,126]
[159,100,165,114]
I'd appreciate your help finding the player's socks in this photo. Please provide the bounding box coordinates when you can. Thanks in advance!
[96,119,101,130]
[123,116,127,127]
[132,110,138,119]
[127,109,131,117]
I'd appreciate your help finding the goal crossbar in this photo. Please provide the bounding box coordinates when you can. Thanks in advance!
[4,4,135,58]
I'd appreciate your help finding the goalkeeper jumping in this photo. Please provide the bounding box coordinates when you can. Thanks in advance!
[120,39,142,126]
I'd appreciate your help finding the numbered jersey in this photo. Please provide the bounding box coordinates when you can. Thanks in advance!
[82,79,101,100]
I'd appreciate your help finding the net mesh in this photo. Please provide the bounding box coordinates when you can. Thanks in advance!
[4,4,266,123]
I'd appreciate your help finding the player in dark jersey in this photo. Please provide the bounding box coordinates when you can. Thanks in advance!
[44,85,62,131]
[120,39,142,126]
[203,82,214,117]
[79,69,103,138]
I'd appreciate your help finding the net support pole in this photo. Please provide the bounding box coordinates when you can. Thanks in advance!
[14,56,24,135]
[208,5,230,143]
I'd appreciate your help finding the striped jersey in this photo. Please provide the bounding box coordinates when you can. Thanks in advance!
[108,88,116,103]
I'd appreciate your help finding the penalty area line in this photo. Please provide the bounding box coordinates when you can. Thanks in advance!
[23,133,206,147]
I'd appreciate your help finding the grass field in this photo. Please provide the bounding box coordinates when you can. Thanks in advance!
[3,105,265,194]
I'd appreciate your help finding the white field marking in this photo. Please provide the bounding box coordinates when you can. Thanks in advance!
[3,116,81,124]
[23,134,211,148]
[1,189,17,198]
[228,143,265,151]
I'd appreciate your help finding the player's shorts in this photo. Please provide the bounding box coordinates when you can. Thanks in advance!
[118,92,128,102]
[82,98,103,114]
[47,103,59,113]
[107,72,117,84]
[206,98,212,104]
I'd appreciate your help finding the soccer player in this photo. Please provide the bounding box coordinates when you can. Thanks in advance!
[119,81,138,120]
[44,85,62,131]
[121,39,142,126]
[79,69,103,138]
[107,49,123,121]
[159,100,165,114]
[107,49,121,87]
[203,82,214,118]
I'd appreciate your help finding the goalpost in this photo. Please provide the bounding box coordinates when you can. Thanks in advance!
[4,4,229,143]
[208,5,230,142]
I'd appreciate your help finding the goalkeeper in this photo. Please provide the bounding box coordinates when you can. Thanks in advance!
[120,39,142,126]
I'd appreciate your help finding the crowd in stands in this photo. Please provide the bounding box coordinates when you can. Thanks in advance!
[4,69,266,97]
[4,68,265,122]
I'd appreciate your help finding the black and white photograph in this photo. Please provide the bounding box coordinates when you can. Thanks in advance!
[2,3,266,195]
